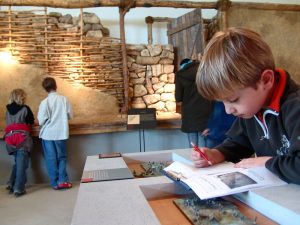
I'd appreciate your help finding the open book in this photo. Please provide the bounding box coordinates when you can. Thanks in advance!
[163,161,287,199]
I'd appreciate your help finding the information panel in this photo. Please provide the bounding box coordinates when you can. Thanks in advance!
[127,108,156,129]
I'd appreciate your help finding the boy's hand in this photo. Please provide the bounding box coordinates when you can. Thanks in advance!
[234,156,272,168]
[191,148,225,168]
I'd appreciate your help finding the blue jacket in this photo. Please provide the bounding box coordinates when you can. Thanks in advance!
[207,101,235,144]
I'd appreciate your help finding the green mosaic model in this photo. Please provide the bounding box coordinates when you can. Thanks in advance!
[174,196,257,225]
[133,162,170,177]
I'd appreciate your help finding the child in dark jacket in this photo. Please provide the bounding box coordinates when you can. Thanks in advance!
[175,59,212,147]
[192,27,300,184]
[4,88,34,197]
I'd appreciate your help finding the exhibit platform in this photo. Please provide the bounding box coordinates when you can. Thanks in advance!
[71,149,300,225]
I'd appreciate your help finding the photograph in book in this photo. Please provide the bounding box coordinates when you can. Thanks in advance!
[163,161,287,200]
[218,172,257,189]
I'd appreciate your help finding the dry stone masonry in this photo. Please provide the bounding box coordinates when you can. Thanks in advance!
[48,11,110,38]
[127,44,176,113]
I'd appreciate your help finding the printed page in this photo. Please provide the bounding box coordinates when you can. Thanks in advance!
[183,174,232,199]
[164,161,235,179]
[164,161,287,199]
[239,167,287,187]
[182,166,287,199]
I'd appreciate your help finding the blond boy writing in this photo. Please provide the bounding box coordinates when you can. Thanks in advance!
[192,27,300,184]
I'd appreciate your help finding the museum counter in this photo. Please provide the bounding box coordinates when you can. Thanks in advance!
[71,149,300,225]
[0,112,182,137]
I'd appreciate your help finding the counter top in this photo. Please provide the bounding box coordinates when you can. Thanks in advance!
[0,113,182,137]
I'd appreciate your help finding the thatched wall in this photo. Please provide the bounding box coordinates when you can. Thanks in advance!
[226,7,300,83]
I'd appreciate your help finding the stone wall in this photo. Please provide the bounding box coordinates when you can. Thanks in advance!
[127,44,176,113]
[48,11,109,38]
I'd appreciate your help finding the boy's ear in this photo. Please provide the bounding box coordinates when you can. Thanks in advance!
[260,70,274,89]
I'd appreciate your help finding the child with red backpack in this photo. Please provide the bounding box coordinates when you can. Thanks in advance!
[4,89,34,197]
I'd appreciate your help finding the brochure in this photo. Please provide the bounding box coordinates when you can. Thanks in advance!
[163,161,287,199]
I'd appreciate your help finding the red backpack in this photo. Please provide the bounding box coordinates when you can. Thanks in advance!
[4,123,30,147]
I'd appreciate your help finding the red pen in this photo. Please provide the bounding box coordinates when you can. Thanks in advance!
[191,142,213,166]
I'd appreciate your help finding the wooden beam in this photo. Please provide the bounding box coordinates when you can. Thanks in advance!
[145,16,173,44]
[146,17,173,23]
[0,0,218,9]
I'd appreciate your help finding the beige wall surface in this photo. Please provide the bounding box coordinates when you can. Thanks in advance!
[227,7,300,83]
[0,61,120,128]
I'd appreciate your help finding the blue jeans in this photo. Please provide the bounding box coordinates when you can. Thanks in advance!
[187,132,206,148]
[8,149,29,193]
[42,140,69,187]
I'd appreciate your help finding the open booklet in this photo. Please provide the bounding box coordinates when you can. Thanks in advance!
[163,160,287,200]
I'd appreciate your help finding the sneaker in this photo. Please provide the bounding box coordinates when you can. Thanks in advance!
[6,186,13,194]
[14,191,26,197]
[58,182,72,189]
[52,186,59,190]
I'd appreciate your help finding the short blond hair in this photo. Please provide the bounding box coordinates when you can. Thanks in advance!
[196,27,275,100]
[8,88,26,105]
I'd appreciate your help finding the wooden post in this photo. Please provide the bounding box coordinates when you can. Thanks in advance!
[119,0,135,114]
[217,0,231,31]
[80,8,84,77]
[145,16,153,45]
[8,6,12,52]
[44,7,48,73]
